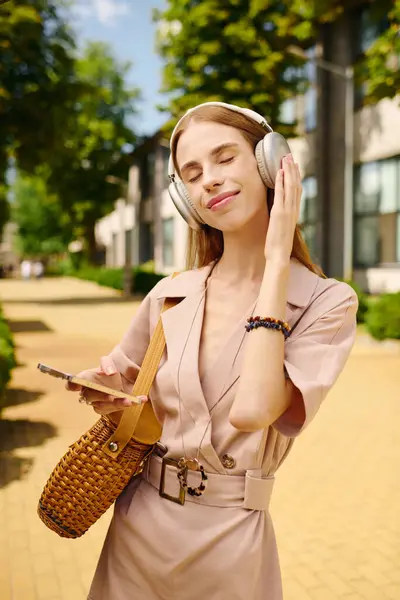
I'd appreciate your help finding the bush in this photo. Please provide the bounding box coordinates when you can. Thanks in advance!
[341,280,369,324]
[55,264,167,295]
[0,306,16,412]
[365,292,400,340]
[74,267,124,291]
[132,267,165,295]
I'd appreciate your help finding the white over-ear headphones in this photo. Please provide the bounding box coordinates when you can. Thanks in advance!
[168,101,291,231]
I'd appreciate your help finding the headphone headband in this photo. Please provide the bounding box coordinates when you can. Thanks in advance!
[168,101,274,182]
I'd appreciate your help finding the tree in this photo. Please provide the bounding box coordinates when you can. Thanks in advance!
[154,0,311,135]
[154,0,399,130]
[0,0,77,237]
[11,168,73,257]
[0,1,77,170]
[46,42,140,262]
[357,0,400,105]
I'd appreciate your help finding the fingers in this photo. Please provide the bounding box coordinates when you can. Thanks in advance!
[65,381,81,392]
[92,401,123,415]
[98,356,117,376]
[282,154,302,215]
[274,167,284,198]
[90,395,147,416]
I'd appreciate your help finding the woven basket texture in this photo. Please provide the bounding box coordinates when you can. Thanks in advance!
[37,415,153,538]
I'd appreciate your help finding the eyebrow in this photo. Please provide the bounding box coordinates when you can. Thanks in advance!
[180,142,239,174]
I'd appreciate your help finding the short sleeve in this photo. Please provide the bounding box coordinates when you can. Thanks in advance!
[106,278,167,394]
[272,283,358,438]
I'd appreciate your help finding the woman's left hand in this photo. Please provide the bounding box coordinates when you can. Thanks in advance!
[264,153,302,262]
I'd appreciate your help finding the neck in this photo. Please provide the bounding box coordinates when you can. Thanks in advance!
[214,212,269,284]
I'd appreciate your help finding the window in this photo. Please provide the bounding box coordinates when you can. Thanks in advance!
[299,176,318,260]
[162,217,174,267]
[279,98,296,125]
[304,88,317,131]
[139,222,154,264]
[354,157,400,267]
[304,47,317,132]
[140,152,156,200]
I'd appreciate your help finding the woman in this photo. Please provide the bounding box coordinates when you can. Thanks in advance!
[69,103,358,600]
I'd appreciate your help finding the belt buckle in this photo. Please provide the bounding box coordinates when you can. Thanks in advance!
[159,457,185,505]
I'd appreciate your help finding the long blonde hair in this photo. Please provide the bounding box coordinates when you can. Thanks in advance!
[170,105,323,276]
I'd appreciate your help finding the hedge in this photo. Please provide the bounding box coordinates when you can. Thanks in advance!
[50,263,167,296]
[365,292,400,341]
[0,305,16,413]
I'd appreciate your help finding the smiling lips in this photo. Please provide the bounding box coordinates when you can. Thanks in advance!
[206,190,239,211]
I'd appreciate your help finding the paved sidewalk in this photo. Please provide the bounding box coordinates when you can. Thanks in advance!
[0,277,399,600]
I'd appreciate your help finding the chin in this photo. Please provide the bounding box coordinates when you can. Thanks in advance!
[205,206,267,233]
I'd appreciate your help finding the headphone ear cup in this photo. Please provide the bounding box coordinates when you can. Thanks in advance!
[256,132,292,189]
[168,181,204,231]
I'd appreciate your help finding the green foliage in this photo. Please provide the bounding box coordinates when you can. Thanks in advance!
[1,5,141,263]
[51,263,166,295]
[365,292,400,341]
[357,0,400,105]
[132,268,166,295]
[12,168,73,257]
[46,41,141,261]
[154,0,399,130]
[0,304,16,411]
[74,267,124,291]
[153,0,313,134]
[0,0,77,172]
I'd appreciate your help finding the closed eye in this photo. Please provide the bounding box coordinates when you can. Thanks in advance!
[188,173,201,183]
[187,156,234,183]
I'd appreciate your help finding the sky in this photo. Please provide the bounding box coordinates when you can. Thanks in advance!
[71,0,168,136]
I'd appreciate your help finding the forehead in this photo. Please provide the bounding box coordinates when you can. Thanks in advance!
[175,121,246,167]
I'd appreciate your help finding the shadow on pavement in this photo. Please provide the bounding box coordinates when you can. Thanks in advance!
[4,387,44,409]
[0,454,34,489]
[0,419,57,452]
[7,319,53,333]
[0,419,57,488]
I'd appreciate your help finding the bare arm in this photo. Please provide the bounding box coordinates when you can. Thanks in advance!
[229,153,302,432]
[229,259,300,432]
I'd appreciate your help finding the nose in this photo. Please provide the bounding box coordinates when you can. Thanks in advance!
[202,164,223,193]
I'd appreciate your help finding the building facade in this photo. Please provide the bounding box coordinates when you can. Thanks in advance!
[284,1,400,293]
[95,132,189,275]
[96,3,399,293]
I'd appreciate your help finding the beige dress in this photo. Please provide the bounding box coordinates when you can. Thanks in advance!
[88,260,358,600]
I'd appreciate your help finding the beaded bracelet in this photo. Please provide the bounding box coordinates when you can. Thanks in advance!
[245,316,291,339]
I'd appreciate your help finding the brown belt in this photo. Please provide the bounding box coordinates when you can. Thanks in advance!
[143,454,274,511]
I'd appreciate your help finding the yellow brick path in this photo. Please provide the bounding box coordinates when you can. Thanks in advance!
[0,277,399,600]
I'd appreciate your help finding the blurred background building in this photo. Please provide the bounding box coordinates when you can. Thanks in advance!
[93,2,399,292]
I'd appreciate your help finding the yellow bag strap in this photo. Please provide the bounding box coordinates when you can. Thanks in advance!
[103,275,180,458]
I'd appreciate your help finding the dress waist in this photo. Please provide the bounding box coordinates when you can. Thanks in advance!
[143,454,274,511]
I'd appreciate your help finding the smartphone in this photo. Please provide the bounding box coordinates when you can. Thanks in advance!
[37,363,143,404]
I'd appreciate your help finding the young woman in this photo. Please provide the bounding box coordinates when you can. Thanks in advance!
[69,103,358,600]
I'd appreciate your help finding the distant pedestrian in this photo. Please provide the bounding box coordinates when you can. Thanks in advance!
[33,260,44,280]
[21,260,32,281]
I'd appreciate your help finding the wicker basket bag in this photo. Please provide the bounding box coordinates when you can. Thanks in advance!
[38,297,176,539]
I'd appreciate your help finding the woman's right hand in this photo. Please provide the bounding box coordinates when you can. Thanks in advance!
[65,355,146,416]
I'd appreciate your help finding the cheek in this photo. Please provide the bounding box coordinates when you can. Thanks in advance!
[244,169,267,206]
[185,184,203,209]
